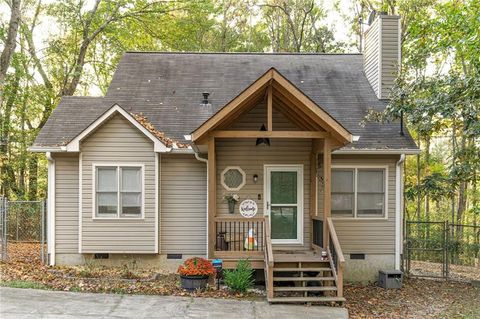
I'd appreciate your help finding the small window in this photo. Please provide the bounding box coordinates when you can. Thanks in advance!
[331,167,387,219]
[221,166,246,191]
[95,165,143,218]
[331,169,354,217]
[357,169,385,217]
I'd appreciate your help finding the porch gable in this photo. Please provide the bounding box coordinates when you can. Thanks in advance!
[191,68,353,145]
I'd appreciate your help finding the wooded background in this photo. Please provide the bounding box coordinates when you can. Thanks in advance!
[0,0,479,235]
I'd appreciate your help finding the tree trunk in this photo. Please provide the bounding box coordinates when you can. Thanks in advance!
[416,138,421,221]
[425,135,431,241]
[0,0,21,87]
[28,155,38,200]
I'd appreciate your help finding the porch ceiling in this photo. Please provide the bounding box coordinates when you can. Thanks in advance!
[191,68,353,145]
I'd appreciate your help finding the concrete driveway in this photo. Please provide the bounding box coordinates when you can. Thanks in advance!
[0,287,348,319]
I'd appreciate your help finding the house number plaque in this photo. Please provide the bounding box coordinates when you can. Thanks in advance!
[239,199,258,218]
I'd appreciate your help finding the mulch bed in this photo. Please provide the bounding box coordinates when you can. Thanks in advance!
[0,243,261,299]
[1,243,478,318]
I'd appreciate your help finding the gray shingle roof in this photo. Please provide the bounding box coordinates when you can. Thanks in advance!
[34,52,417,150]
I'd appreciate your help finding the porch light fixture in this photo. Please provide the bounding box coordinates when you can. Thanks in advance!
[255,124,270,146]
[253,174,258,183]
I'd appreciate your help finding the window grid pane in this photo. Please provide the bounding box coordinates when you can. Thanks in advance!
[96,166,143,218]
[121,167,141,192]
[331,168,386,218]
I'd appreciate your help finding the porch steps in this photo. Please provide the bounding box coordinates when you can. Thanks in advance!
[267,250,342,305]
[273,286,337,292]
[273,267,331,272]
[273,276,335,282]
[269,296,346,303]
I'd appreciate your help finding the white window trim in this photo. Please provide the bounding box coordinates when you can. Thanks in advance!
[331,164,389,220]
[92,163,145,220]
[221,166,246,191]
[264,164,304,245]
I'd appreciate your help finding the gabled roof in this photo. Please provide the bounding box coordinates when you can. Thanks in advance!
[191,68,352,144]
[65,104,170,152]
[33,52,418,152]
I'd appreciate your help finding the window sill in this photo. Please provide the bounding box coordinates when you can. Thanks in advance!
[92,216,145,221]
[331,216,389,221]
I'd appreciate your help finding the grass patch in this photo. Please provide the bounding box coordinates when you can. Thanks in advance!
[0,280,50,290]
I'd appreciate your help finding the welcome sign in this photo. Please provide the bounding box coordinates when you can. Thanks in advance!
[239,199,258,218]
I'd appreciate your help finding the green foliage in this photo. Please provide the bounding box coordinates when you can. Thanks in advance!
[0,280,49,290]
[223,259,254,293]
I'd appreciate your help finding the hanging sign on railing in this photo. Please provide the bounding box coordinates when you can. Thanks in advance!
[239,199,258,218]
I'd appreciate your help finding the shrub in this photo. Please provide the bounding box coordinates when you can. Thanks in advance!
[224,259,254,293]
[177,257,215,277]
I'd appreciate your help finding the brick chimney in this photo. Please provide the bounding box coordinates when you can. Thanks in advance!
[363,14,401,100]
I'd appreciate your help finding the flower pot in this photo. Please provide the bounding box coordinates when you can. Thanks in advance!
[228,201,236,214]
[180,275,209,291]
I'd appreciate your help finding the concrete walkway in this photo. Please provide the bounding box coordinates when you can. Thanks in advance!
[0,287,348,319]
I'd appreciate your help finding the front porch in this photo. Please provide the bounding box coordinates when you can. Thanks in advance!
[191,68,352,303]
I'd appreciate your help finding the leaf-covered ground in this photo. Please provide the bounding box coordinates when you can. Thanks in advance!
[1,243,478,318]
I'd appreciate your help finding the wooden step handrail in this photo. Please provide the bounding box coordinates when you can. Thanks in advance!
[263,215,274,300]
[264,215,274,267]
[326,217,345,297]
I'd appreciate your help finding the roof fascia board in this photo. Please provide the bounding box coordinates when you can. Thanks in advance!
[65,104,170,153]
[191,69,274,141]
[334,149,421,155]
[191,68,353,144]
[270,71,352,143]
[28,146,67,153]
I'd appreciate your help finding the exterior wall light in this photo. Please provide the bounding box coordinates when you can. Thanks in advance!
[253,174,258,183]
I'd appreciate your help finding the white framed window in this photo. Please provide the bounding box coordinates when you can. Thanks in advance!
[221,166,246,191]
[93,163,144,219]
[331,166,388,219]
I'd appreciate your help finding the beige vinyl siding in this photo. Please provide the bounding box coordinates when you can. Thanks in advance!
[160,154,207,255]
[54,153,79,253]
[318,155,399,254]
[80,114,156,253]
[363,15,400,99]
[216,138,312,250]
[363,17,380,97]
[380,17,400,99]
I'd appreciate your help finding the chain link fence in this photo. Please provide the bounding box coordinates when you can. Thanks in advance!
[0,197,47,263]
[404,220,480,280]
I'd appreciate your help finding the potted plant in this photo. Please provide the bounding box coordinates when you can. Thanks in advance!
[177,257,215,291]
[223,194,239,214]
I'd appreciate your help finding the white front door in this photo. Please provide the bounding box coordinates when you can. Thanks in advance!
[264,165,303,245]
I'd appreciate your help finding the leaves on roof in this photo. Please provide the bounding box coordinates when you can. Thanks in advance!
[130,112,190,148]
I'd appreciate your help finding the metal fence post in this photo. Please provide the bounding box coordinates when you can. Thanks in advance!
[445,221,450,279]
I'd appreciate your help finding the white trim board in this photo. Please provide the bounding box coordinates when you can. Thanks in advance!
[46,152,56,266]
[78,152,83,253]
[65,104,170,153]
[264,164,304,245]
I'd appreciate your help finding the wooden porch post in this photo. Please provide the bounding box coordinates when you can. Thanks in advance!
[323,138,331,248]
[310,151,318,218]
[208,136,216,259]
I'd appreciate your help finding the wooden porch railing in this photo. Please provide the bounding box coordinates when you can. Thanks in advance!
[263,215,274,300]
[213,216,265,259]
[326,217,345,297]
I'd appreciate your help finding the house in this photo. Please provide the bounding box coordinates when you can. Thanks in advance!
[31,14,418,303]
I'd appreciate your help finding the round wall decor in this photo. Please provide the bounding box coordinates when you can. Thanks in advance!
[239,199,258,218]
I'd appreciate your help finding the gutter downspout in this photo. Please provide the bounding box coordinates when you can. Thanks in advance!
[46,152,56,266]
[395,154,406,270]
[194,151,209,257]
